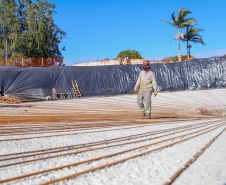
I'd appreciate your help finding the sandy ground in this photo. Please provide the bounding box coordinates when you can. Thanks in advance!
[0,88,225,185]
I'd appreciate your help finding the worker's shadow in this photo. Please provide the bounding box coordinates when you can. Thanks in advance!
[152,116,179,119]
[0,105,34,108]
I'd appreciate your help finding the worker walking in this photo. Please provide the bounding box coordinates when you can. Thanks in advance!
[134,60,157,119]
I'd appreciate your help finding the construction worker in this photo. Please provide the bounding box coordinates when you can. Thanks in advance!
[134,60,157,118]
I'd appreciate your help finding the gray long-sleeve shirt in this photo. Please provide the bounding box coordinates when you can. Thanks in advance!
[134,70,157,92]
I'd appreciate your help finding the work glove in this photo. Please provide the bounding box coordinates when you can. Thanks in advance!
[134,88,137,93]
[154,91,157,97]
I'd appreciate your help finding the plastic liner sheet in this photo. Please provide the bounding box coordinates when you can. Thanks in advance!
[0,56,225,100]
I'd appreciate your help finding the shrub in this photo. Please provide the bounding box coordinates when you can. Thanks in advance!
[116,50,143,59]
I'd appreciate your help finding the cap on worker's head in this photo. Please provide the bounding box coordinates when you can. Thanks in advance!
[143,60,150,66]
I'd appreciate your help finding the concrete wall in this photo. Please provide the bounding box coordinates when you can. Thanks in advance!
[71,59,160,66]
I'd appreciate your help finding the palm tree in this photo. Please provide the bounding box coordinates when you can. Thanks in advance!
[162,8,197,61]
[184,25,205,60]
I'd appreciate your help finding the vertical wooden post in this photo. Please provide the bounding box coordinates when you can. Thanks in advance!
[197,53,199,59]
[42,58,44,67]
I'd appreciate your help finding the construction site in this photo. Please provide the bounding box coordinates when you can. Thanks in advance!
[0,56,226,185]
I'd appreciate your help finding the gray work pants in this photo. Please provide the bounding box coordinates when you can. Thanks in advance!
[137,90,152,114]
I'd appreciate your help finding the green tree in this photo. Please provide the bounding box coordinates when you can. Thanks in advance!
[0,0,66,65]
[183,25,205,60]
[162,8,197,61]
[11,0,32,58]
[21,0,66,58]
[117,50,142,59]
[0,0,20,64]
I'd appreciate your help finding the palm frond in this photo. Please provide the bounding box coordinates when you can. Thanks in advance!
[171,12,177,22]
[161,20,175,27]
[178,8,192,23]
[183,25,206,46]
[180,18,197,28]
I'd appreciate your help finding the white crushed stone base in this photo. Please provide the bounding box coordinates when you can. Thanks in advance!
[0,89,226,185]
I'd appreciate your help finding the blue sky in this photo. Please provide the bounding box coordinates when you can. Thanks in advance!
[49,0,226,65]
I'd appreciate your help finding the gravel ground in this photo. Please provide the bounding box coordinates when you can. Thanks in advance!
[0,89,225,185]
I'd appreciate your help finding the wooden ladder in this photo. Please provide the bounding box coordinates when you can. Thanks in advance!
[72,80,82,98]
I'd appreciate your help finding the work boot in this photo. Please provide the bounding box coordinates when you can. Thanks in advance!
[141,112,146,118]
[146,113,151,119]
